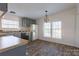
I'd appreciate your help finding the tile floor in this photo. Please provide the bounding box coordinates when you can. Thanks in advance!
[26,39,79,56]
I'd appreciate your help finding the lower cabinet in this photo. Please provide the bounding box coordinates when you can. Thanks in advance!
[7,32,21,38]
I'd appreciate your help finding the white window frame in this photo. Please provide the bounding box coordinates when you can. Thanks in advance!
[1,19,19,29]
[43,22,51,37]
[52,21,62,39]
[43,21,62,39]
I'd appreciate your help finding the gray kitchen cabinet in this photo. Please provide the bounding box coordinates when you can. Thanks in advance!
[0,3,7,12]
[0,3,7,18]
[21,17,36,27]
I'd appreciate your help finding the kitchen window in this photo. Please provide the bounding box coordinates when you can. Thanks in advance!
[1,19,19,29]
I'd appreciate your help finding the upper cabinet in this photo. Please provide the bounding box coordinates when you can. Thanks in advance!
[0,3,7,12]
[21,17,36,27]
[0,3,8,18]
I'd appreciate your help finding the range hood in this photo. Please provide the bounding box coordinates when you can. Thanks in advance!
[0,3,8,18]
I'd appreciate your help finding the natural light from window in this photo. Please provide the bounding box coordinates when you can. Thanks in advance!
[52,21,62,39]
[43,21,62,39]
[1,19,19,29]
[43,22,51,37]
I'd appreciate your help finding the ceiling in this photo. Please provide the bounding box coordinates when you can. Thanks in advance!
[8,3,76,19]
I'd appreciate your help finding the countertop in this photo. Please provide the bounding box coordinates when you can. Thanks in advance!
[0,35,29,53]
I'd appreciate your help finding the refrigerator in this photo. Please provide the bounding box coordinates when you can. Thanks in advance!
[31,24,38,40]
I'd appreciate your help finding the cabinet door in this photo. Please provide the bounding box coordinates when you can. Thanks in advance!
[32,20,36,24]
[22,19,26,27]
[22,19,25,27]
[0,3,7,12]
[26,19,30,27]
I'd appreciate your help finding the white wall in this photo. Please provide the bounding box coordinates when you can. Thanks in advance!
[37,7,78,47]
[75,4,79,47]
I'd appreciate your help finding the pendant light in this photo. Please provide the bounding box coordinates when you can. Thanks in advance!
[44,10,49,22]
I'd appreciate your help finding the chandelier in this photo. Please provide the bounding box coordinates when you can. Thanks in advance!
[44,10,49,22]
